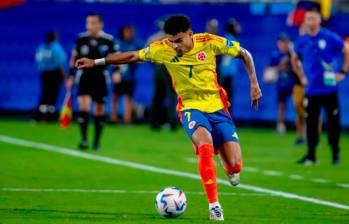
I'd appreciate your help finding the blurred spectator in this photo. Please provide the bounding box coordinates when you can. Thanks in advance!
[206,18,219,35]
[206,18,223,86]
[148,17,178,130]
[292,9,349,165]
[220,18,241,112]
[34,31,66,121]
[264,33,305,144]
[110,25,143,124]
[66,13,117,150]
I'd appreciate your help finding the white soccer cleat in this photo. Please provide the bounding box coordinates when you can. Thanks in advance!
[209,205,224,221]
[227,172,240,186]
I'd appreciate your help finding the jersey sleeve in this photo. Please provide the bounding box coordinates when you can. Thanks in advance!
[138,41,164,64]
[209,34,240,57]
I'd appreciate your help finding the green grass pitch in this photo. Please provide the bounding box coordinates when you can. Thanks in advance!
[0,120,348,223]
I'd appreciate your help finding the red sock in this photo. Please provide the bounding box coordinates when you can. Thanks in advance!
[224,160,243,174]
[198,144,218,203]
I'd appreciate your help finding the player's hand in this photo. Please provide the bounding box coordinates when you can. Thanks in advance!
[335,73,346,82]
[75,58,95,69]
[250,82,262,110]
[300,76,308,86]
[65,77,73,91]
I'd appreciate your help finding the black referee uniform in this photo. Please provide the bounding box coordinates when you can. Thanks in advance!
[71,31,117,149]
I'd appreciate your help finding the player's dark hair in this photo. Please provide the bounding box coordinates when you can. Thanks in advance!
[87,13,104,23]
[46,31,57,43]
[306,8,321,15]
[164,15,192,35]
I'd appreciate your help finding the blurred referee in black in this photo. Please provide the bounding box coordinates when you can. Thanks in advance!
[66,13,119,150]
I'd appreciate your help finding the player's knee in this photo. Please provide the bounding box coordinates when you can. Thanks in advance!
[226,158,241,167]
[193,127,213,147]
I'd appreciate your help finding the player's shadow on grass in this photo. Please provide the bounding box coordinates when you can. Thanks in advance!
[2,208,205,222]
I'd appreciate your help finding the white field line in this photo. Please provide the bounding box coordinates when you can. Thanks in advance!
[289,175,304,180]
[263,170,283,176]
[185,157,197,164]
[243,167,259,173]
[311,179,329,184]
[0,134,348,210]
[186,159,335,187]
[336,184,349,188]
[1,188,268,196]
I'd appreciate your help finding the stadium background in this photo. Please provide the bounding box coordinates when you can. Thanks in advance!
[1,0,349,126]
[1,1,349,223]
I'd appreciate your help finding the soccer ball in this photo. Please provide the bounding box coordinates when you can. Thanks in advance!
[155,187,187,218]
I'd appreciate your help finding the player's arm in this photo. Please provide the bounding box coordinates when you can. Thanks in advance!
[210,34,261,109]
[236,47,262,110]
[75,51,141,69]
[290,53,308,86]
[336,42,349,82]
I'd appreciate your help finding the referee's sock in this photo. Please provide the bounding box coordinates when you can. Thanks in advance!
[77,112,89,143]
[93,115,105,150]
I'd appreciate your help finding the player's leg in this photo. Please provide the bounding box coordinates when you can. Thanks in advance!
[293,84,305,144]
[91,73,108,150]
[299,95,321,164]
[76,73,92,149]
[323,92,340,165]
[218,141,242,186]
[35,71,50,121]
[191,126,218,204]
[276,87,287,134]
[210,110,242,186]
[47,69,64,121]
[77,95,91,149]
[93,101,105,150]
[109,87,119,123]
[181,110,223,220]
[123,80,134,124]
[192,127,223,221]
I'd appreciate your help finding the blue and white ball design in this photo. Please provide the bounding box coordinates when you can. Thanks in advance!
[155,187,187,218]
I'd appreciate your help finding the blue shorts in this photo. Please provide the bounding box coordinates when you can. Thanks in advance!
[181,109,239,150]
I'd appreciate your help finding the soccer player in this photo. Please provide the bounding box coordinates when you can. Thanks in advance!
[66,13,118,150]
[76,15,262,221]
[292,8,349,165]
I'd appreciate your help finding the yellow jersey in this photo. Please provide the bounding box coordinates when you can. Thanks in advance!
[138,33,240,113]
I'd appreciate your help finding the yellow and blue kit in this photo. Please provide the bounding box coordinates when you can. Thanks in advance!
[138,33,241,148]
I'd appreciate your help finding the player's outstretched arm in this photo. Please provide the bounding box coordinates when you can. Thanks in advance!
[236,47,262,110]
[75,51,141,69]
